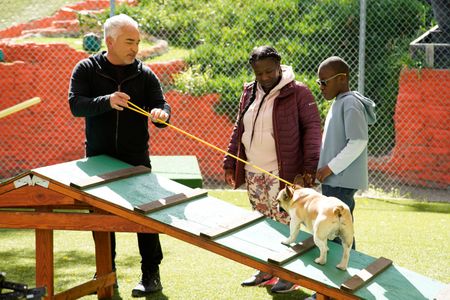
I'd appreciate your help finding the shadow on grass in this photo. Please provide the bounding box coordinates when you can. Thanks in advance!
[0,249,36,288]
[263,285,311,299]
[141,291,169,300]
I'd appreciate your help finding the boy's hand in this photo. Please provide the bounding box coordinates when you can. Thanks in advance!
[316,165,333,182]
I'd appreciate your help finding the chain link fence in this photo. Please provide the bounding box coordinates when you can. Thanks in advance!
[0,0,448,201]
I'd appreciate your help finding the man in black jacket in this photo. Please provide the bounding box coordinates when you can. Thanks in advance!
[68,14,170,297]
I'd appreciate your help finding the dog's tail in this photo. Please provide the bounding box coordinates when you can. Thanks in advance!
[333,205,348,219]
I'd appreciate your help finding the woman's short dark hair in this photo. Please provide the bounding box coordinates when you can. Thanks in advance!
[249,45,281,65]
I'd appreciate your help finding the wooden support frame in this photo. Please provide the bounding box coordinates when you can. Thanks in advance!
[3,156,445,300]
[0,178,154,300]
[0,175,359,300]
[53,273,116,300]
[36,228,54,297]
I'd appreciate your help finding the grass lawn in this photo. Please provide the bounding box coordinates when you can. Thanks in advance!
[3,1,190,63]
[0,190,449,299]
[1,0,81,30]
[9,36,190,63]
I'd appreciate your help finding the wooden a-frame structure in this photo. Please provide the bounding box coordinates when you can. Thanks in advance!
[0,155,446,299]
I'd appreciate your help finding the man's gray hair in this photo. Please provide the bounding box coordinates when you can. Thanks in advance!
[104,14,138,40]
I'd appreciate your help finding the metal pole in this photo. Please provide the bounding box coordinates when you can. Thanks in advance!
[358,0,367,94]
[110,0,115,17]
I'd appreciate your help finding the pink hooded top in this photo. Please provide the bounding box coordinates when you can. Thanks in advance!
[224,65,322,189]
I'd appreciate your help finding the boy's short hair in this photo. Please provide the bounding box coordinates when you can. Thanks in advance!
[319,56,349,75]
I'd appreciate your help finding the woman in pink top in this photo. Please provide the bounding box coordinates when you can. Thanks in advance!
[223,45,321,293]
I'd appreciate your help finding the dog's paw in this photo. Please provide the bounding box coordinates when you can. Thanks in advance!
[314,257,326,265]
[281,239,294,246]
[336,263,347,271]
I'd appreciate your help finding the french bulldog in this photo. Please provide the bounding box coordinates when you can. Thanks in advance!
[277,178,354,270]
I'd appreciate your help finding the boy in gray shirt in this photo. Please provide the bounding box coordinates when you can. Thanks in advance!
[315,56,376,249]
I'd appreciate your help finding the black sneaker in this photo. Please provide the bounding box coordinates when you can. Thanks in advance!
[131,270,163,297]
[270,278,298,293]
[241,271,273,286]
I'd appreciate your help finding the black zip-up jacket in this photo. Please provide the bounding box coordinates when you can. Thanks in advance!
[69,52,171,166]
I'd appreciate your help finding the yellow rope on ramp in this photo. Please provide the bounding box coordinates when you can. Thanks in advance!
[126,100,293,186]
[0,97,41,119]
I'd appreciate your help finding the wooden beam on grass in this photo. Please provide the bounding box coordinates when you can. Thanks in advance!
[53,269,116,299]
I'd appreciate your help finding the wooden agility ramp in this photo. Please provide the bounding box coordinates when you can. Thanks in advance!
[0,155,447,300]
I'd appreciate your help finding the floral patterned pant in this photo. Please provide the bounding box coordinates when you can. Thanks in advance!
[245,170,290,225]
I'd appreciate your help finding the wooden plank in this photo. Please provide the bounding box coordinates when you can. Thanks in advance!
[267,236,316,265]
[0,185,77,207]
[69,165,151,189]
[35,228,54,299]
[200,211,265,239]
[53,273,116,300]
[0,97,41,119]
[93,231,114,299]
[340,257,393,292]
[316,294,331,300]
[134,189,208,214]
[0,211,158,233]
[0,172,31,195]
[0,181,18,196]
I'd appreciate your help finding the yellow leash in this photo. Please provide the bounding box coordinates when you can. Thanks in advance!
[126,101,293,186]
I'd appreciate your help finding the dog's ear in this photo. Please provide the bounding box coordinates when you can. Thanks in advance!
[293,174,305,187]
[285,185,295,199]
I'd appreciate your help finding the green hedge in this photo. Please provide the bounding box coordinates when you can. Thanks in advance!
[106,0,432,155]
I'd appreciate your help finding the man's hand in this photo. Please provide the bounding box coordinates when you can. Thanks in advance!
[110,92,130,111]
[224,169,235,187]
[316,165,333,183]
[150,108,169,123]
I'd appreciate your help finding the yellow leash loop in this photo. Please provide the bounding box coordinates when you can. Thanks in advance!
[126,101,293,186]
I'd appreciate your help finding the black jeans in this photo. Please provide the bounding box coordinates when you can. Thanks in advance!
[89,152,163,274]
[97,232,163,273]
[321,184,357,249]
